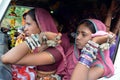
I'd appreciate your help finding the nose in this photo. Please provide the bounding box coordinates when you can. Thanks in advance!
[76,33,82,40]
[23,25,27,32]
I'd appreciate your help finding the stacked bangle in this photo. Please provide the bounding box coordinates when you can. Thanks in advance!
[25,32,61,50]
[25,34,41,50]
[99,34,114,51]
[88,40,99,48]
[79,57,92,68]
[79,40,99,68]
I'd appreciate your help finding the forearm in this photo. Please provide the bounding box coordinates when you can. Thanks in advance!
[71,40,100,80]
[104,12,112,32]
[71,63,89,80]
[92,35,108,45]
[1,42,29,64]
[1,32,61,64]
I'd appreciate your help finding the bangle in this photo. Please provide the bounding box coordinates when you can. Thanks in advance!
[81,47,96,59]
[79,57,92,68]
[25,34,41,50]
[99,43,110,51]
[40,32,61,47]
[88,40,99,48]
[85,44,98,53]
[80,54,93,62]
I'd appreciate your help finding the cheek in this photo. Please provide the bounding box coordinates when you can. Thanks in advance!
[82,36,92,45]
[84,36,92,42]
[31,26,40,34]
[27,27,36,34]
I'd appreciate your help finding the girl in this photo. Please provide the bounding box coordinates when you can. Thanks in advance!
[62,19,114,80]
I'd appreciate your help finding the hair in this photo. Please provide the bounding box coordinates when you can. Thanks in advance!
[26,9,37,22]
[51,13,69,33]
[22,12,27,20]
[78,19,96,33]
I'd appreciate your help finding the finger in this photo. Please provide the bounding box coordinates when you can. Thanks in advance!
[57,40,62,44]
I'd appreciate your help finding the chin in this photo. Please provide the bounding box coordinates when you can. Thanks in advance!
[76,45,83,49]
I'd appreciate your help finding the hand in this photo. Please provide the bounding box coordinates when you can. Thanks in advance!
[17,33,26,40]
[108,31,116,44]
[37,32,62,52]
[44,32,62,44]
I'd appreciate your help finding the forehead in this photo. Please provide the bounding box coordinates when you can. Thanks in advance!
[25,15,33,21]
[77,24,91,32]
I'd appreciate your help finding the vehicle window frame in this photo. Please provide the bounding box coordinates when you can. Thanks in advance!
[0,0,11,23]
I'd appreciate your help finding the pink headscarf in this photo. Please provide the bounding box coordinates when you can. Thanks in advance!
[35,8,66,74]
[88,19,106,31]
[62,19,114,80]
[35,8,58,33]
[88,19,114,77]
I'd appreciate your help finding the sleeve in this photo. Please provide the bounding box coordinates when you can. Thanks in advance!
[45,47,63,63]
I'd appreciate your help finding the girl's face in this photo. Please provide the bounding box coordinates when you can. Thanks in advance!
[24,15,41,36]
[76,24,92,49]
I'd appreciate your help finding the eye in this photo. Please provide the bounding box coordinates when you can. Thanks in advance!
[82,33,87,37]
[80,31,88,37]
[27,23,31,25]
[76,31,79,36]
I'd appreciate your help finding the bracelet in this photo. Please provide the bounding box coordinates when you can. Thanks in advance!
[25,34,41,50]
[40,32,61,47]
[85,43,98,54]
[99,43,110,51]
[80,54,93,62]
[25,37,32,49]
[79,57,92,68]
[46,40,57,47]
[31,34,41,47]
[88,40,99,48]
[81,47,96,59]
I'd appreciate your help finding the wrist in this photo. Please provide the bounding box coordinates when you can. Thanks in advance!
[107,13,112,16]
[79,41,99,68]
[106,11,113,18]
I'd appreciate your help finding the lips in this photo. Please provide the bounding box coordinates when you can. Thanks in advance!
[76,40,80,45]
[76,41,81,46]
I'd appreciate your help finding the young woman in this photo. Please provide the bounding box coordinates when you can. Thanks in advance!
[1,8,66,80]
[62,19,115,80]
